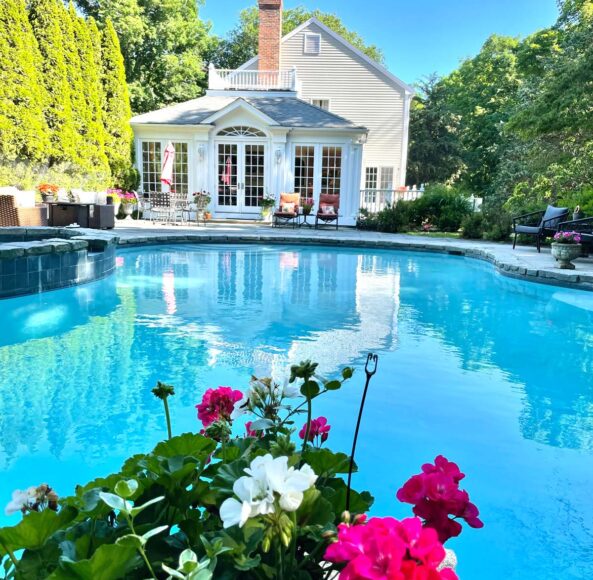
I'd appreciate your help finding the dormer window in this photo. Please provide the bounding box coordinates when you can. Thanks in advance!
[304,33,321,55]
[311,99,330,111]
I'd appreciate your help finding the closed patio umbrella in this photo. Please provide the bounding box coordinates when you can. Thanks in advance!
[161,142,175,188]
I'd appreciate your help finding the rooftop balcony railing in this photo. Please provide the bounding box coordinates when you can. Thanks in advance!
[208,64,301,92]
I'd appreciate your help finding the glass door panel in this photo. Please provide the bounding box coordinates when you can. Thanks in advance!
[244,144,265,210]
[217,144,238,208]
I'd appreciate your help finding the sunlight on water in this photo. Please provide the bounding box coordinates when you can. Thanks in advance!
[0,244,592,579]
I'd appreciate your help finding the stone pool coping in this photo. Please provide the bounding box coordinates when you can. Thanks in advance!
[2,225,592,293]
[113,224,593,292]
[0,227,119,298]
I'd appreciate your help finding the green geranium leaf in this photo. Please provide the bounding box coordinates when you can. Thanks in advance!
[47,543,141,579]
[322,479,374,516]
[142,525,169,542]
[303,448,353,478]
[130,496,165,517]
[162,563,185,579]
[0,506,77,553]
[116,533,145,548]
[114,479,138,499]
[152,433,216,461]
[297,488,334,527]
[211,460,249,495]
[98,492,128,514]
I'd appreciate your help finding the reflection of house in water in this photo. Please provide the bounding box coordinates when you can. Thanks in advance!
[125,246,400,376]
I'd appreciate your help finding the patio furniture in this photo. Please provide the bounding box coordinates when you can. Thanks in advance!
[147,191,174,223]
[0,194,47,227]
[273,193,300,228]
[512,205,569,252]
[315,194,340,230]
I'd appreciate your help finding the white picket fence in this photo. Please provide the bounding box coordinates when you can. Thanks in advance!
[359,188,424,214]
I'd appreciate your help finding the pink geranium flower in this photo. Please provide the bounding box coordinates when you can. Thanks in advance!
[245,421,261,438]
[299,416,331,445]
[195,387,243,427]
[396,455,483,543]
[324,516,457,580]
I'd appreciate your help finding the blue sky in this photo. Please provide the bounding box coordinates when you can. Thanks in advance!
[201,0,559,84]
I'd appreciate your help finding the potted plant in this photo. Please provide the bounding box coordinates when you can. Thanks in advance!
[550,230,582,269]
[260,194,276,223]
[106,188,123,217]
[301,197,314,216]
[118,191,137,219]
[192,191,211,221]
[36,183,59,203]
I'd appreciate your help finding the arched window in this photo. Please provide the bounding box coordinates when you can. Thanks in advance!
[217,126,266,137]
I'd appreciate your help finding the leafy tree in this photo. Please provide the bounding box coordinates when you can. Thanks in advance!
[406,74,462,186]
[0,0,49,162]
[100,18,134,185]
[442,35,521,195]
[71,6,110,176]
[209,5,385,70]
[28,0,77,164]
[75,0,211,113]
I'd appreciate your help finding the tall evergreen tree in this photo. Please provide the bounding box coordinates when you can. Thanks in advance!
[28,0,77,164]
[0,0,49,162]
[100,18,133,184]
[70,5,110,176]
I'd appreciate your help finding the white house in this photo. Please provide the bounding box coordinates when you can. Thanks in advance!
[130,0,413,225]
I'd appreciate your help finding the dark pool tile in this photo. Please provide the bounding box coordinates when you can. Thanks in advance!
[27,256,40,272]
[0,259,15,276]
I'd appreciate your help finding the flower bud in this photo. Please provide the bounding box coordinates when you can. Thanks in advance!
[322,530,337,539]
[341,510,351,523]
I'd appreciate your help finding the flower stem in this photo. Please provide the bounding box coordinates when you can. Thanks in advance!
[300,393,313,459]
[163,397,172,440]
[124,507,157,580]
[0,539,19,572]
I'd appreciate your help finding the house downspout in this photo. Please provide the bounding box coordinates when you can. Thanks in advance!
[399,91,413,187]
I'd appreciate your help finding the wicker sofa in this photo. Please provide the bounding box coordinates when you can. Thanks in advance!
[0,193,47,227]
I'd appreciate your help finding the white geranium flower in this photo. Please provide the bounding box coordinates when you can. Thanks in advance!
[279,490,303,512]
[220,455,318,528]
[282,381,301,399]
[230,393,251,420]
[4,487,35,516]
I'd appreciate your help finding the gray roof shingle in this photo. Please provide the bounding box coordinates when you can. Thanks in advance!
[130,95,366,131]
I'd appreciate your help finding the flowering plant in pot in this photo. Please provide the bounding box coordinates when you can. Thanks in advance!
[193,191,212,210]
[260,194,276,222]
[301,198,314,216]
[550,231,582,269]
[36,183,59,202]
[0,360,482,579]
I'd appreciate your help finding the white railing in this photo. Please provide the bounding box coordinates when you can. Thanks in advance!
[208,64,299,92]
[360,188,424,214]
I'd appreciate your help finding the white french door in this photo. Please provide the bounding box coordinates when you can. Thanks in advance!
[216,142,266,216]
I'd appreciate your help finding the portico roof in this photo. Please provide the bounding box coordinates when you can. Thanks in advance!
[130,95,367,131]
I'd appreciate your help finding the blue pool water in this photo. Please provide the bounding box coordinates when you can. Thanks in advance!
[0,244,592,578]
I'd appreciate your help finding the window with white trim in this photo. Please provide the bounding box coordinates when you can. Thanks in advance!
[321,146,342,195]
[304,33,321,55]
[380,167,394,190]
[365,167,378,189]
[217,126,266,137]
[311,99,330,111]
[141,141,162,193]
[294,146,315,199]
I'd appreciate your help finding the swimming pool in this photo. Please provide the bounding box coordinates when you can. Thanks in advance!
[0,244,591,578]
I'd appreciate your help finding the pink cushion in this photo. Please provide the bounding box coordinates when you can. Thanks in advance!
[320,204,336,215]
[281,202,296,213]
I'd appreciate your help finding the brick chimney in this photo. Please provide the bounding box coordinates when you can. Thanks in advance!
[258,0,282,71]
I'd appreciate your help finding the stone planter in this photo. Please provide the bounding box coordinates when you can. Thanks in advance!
[122,203,135,220]
[261,207,273,223]
[41,193,55,203]
[551,242,582,269]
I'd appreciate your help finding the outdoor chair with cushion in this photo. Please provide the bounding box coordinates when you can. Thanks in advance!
[512,205,569,252]
[273,193,300,228]
[0,194,47,227]
[315,194,340,230]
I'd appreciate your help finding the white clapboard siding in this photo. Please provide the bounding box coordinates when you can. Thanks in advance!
[244,21,409,186]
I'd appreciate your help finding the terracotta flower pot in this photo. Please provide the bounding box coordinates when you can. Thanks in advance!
[551,242,581,269]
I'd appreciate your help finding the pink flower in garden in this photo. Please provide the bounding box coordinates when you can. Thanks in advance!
[324,516,458,580]
[396,455,483,544]
[245,421,260,438]
[196,387,243,427]
[299,416,331,445]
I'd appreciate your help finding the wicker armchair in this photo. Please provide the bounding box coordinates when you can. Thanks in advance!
[0,195,47,227]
